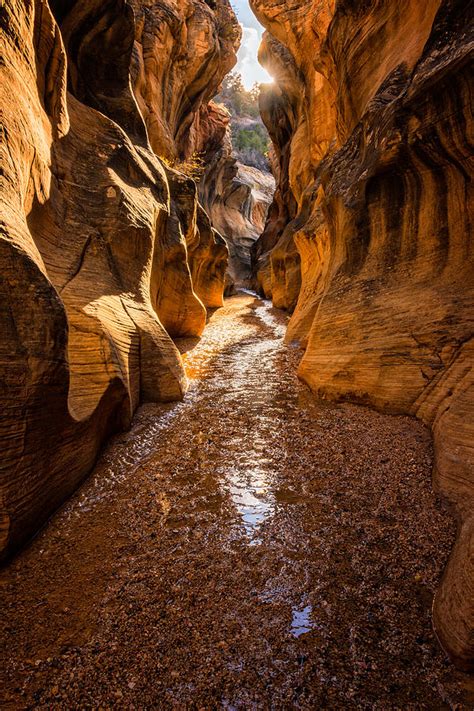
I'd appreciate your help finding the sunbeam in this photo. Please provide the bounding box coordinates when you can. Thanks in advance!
[233,1,273,89]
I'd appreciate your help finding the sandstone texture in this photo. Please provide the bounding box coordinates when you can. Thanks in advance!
[251,0,474,669]
[0,0,239,559]
[127,3,269,290]
[196,101,275,288]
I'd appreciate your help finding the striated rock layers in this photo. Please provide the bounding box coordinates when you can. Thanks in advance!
[197,101,275,288]
[0,0,239,559]
[251,0,474,669]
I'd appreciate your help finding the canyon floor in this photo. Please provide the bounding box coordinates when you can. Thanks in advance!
[1,294,473,710]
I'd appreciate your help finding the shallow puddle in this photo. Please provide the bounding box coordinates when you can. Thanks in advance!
[1,293,471,710]
[226,465,274,541]
[291,605,314,638]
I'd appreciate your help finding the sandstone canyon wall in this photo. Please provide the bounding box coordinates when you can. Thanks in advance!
[251,0,474,669]
[196,101,275,288]
[0,0,240,560]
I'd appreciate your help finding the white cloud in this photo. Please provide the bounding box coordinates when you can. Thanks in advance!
[232,0,260,29]
[235,24,273,90]
[231,2,272,90]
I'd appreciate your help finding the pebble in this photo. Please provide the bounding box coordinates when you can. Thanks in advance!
[1,295,471,709]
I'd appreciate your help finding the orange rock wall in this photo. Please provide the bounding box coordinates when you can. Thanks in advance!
[197,102,276,287]
[0,0,239,559]
[130,0,240,162]
[251,0,474,669]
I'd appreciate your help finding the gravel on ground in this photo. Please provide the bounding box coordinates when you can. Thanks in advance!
[1,294,472,709]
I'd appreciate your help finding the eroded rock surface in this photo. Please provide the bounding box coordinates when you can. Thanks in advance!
[0,0,239,559]
[197,101,275,288]
[251,0,474,669]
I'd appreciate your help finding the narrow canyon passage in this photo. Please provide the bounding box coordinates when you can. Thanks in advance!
[1,295,471,709]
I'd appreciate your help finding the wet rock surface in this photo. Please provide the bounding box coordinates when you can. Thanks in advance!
[250,1,474,668]
[1,295,472,709]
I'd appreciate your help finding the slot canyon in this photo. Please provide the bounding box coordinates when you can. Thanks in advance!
[0,0,473,707]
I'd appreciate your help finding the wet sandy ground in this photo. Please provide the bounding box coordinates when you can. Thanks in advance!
[1,294,473,709]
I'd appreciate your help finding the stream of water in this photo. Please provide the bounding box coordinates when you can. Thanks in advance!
[1,293,469,709]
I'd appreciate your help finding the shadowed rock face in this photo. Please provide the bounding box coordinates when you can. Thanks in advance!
[251,0,474,670]
[197,102,276,288]
[130,0,240,162]
[129,0,245,298]
[0,0,239,559]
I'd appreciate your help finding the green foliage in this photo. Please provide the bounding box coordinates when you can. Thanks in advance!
[215,73,271,171]
[234,124,268,155]
[215,73,261,119]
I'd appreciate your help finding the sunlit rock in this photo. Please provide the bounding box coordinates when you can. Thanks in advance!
[251,0,474,669]
[0,0,239,559]
[197,101,275,288]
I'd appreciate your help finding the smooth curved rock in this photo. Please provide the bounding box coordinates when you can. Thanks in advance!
[251,0,474,669]
[0,0,239,560]
[130,0,241,162]
[198,102,275,287]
